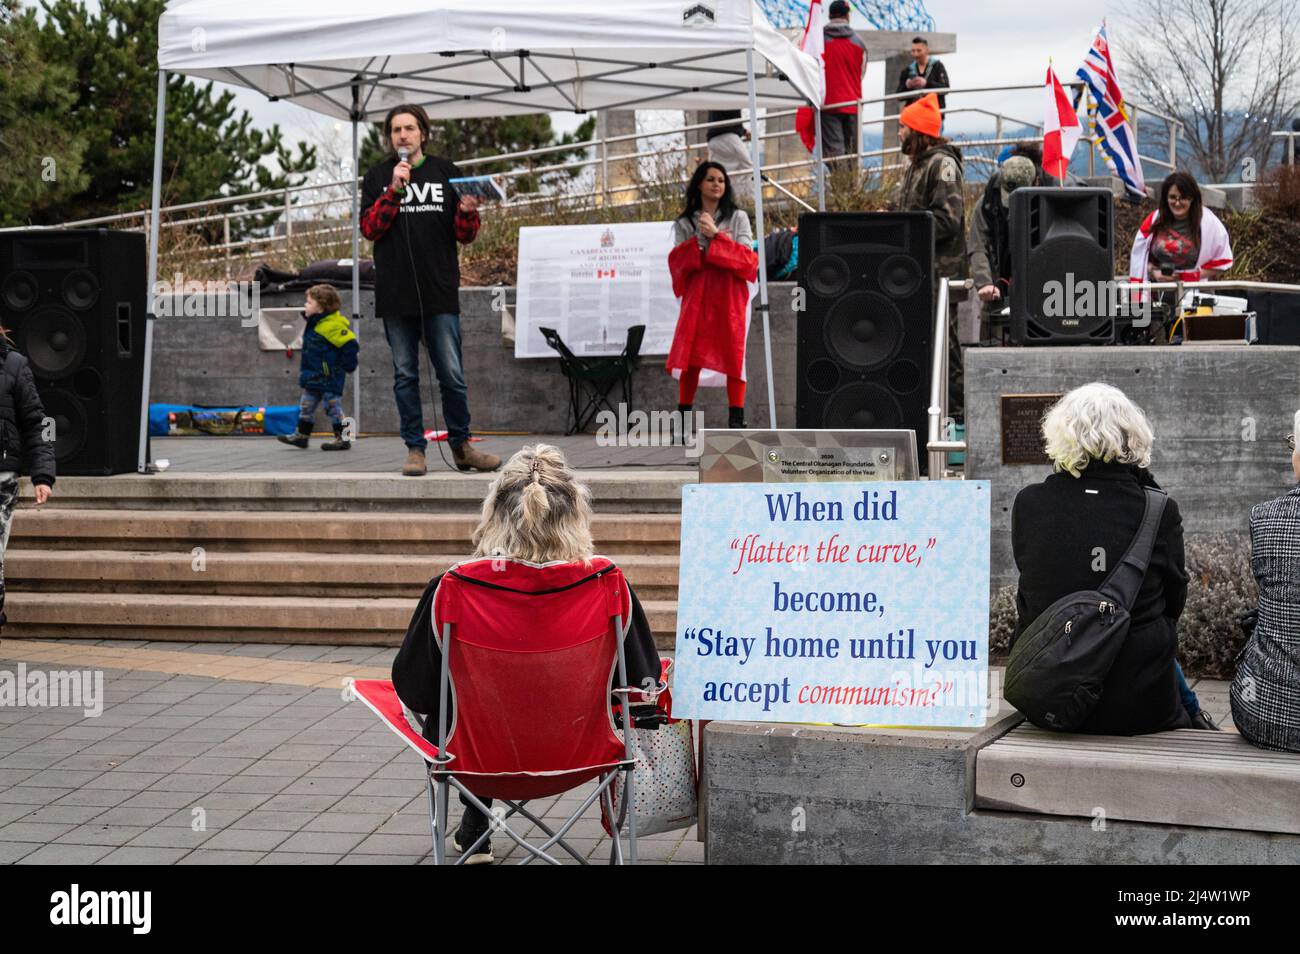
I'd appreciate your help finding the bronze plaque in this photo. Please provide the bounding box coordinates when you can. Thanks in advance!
[1001,393,1061,466]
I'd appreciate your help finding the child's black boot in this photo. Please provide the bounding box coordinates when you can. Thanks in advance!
[277,419,312,449]
[321,422,351,451]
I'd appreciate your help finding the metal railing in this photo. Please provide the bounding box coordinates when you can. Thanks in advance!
[1273,130,1299,165]
[924,277,1300,478]
[4,80,1184,274]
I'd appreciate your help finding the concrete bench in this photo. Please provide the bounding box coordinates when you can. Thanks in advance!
[976,724,1300,836]
[705,701,1300,863]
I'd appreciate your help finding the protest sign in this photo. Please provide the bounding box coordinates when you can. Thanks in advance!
[673,481,990,726]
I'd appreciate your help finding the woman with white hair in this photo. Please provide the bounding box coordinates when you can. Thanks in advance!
[1229,412,1300,752]
[392,444,662,863]
[1010,383,1212,734]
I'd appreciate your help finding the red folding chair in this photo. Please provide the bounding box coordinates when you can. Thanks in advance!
[353,556,645,865]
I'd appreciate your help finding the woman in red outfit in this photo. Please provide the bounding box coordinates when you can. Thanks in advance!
[666,161,759,429]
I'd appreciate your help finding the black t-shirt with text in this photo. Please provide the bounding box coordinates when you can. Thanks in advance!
[362,155,465,317]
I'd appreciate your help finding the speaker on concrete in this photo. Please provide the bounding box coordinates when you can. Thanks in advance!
[796,212,934,470]
[1009,187,1115,344]
[0,229,146,475]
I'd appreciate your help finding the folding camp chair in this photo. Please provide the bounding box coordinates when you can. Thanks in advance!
[538,325,645,435]
[353,556,643,865]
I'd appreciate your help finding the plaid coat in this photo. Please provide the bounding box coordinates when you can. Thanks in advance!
[1231,485,1300,752]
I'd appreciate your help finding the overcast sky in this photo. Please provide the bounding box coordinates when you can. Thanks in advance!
[31,0,1141,158]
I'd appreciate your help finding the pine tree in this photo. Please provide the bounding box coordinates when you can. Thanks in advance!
[0,0,90,226]
[359,113,597,195]
[1,0,316,238]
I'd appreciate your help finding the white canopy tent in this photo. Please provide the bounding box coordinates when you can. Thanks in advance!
[144,0,824,469]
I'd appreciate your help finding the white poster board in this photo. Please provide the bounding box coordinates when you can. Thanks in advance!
[514,221,678,358]
[672,481,992,727]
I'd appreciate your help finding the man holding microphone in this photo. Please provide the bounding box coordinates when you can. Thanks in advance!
[361,103,501,475]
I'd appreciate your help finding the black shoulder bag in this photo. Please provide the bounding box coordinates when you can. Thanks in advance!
[1004,487,1167,731]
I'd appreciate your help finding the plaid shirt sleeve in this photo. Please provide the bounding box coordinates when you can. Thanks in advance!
[454,206,480,245]
[360,187,402,241]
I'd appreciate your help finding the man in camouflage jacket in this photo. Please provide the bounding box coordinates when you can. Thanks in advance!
[894,94,968,421]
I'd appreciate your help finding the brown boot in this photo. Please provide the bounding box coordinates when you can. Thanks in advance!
[401,447,427,477]
[451,441,501,472]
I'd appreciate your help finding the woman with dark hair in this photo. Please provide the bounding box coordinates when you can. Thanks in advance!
[665,160,758,430]
[0,326,56,636]
[1129,171,1234,286]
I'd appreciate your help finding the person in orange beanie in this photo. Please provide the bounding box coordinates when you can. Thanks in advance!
[895,93,969,420]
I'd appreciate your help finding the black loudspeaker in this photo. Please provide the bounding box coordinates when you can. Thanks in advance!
[1250,291,1300,345]
[1009,187,1115,344]
[0,229,146,476]
[796,212,935,466]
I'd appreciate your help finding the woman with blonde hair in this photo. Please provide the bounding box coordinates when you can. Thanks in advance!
[1010,383,1212,735]
[392,444,661,863]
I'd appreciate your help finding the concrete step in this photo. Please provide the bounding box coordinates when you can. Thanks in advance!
[6,549,682,600]
[5,593,679,650]
[10,509,682,555]
[22,470,693,513]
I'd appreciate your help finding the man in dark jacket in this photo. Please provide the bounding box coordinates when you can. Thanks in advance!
[895,36,950,109]
[820,1,869,160]
[0,339,55,631]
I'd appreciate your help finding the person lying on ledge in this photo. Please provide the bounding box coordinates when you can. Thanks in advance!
[391,444,662,864]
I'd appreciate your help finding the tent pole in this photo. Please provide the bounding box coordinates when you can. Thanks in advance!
[745,48,776,429]
[814,107,825,211]
[138,70,168,474]
[351,80,362,437]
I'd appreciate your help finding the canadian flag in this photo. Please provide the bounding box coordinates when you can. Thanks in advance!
[596,268,616,278]
[1042,64,1082,181]
[794,0,828,152]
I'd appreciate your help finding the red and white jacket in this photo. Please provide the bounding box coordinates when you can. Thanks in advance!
[1128,206,1233,287]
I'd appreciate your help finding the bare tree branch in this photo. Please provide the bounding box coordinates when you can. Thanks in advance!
[1119,0,1300,180]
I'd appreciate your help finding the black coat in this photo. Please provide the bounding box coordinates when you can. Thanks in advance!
[392,571,662,741]
[0,345,56,487]
[1011,460,1191,734]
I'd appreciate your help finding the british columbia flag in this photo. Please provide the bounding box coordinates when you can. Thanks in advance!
[1075,23,1146,198]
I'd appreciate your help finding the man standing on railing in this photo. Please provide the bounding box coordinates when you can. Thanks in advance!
[820,1,869,163]
[895,37,950,111]
[361,103,501,476]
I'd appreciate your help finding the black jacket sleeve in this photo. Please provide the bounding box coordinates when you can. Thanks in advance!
[930,61,950,108]
[391,573,443,724]
[390,573,663,738]
[895,65,911,96]
[622,585,662,693]
[15,358,55,487]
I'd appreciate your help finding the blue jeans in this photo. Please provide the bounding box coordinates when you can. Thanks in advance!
[298,389,344,427]
[1174,661,1201,716]
[382,314,471,450]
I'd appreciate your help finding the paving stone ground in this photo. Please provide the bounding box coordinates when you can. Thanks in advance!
[0,638,701,865]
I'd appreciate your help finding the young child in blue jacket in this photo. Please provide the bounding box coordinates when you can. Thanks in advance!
[278,284,359,450]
